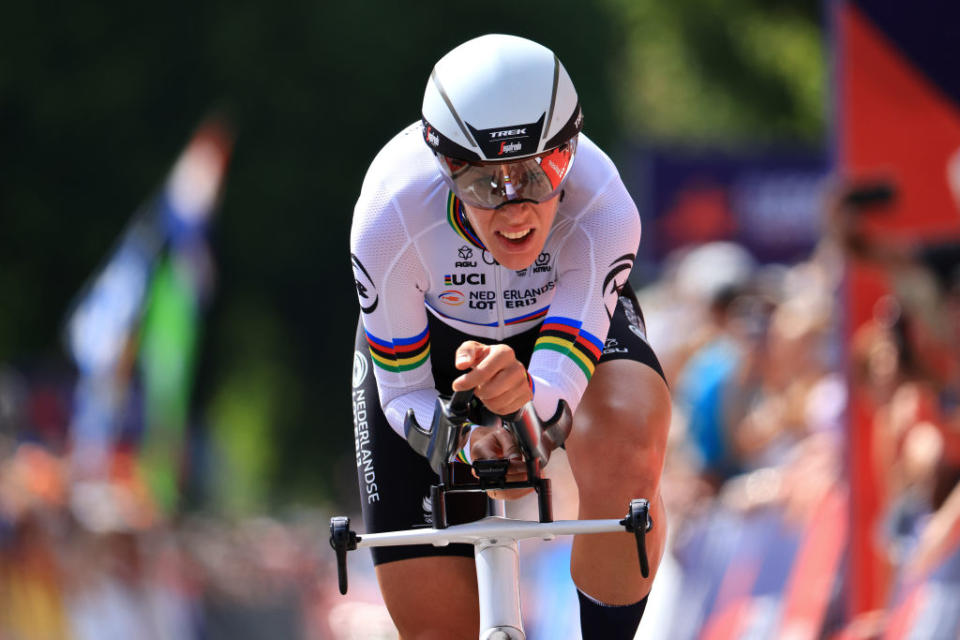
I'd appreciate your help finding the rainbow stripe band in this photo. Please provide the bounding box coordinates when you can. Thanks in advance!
[505,306,549,325]
[533,316,603,380]
[446,192,486,249]
[365,327,431,373]
[426,300,550,328]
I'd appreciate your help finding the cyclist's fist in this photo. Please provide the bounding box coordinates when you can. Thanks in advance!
[451,341,533,416]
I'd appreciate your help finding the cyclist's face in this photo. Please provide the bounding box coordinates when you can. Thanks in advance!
[463,195,560,270]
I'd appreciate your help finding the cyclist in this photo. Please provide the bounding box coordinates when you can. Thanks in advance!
[350,34,670,640]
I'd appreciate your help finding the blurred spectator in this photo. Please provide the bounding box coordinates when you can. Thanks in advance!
[661,242,760,488]
[828,178,960,636]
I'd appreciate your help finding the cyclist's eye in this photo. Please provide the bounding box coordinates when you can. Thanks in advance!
[516,169,546,187]
[464,173,498,193]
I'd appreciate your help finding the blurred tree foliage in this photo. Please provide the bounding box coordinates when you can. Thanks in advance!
[605,0,825,145]
[0,0,823,513]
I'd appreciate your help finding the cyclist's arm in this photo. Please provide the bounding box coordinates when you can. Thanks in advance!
[526,172,641,420]
[350,187,438,437]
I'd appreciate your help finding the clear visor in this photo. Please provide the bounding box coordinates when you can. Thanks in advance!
[435,137,578,210]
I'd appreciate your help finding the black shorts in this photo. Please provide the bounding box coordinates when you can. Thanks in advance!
[350,284,664,565]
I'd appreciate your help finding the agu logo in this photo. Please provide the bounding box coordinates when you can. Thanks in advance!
[438,290,465,305]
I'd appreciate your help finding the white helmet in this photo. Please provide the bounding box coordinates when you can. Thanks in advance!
[421,34,583,162]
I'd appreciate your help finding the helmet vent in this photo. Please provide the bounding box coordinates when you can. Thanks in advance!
[543,54,561,142]
[430,68,478,149]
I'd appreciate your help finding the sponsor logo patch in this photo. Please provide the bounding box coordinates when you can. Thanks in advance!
[533,251,552,274]
[602,337,628,355]
[602,254,635,320]
[351,253,378,314]
[438,290,465,305]
[353,388,380,504]
[467,113,545,159]
[445,273,486,286]
[498,141,522,155]
[352,350,368,387]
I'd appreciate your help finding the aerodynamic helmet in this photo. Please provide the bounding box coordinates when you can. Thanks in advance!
[421,34,583,209]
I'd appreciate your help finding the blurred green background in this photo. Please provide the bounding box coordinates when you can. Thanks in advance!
[0,0,824,513]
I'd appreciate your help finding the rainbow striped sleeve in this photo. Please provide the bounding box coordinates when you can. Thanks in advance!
[533,316,603,381]
[365,326,431,373]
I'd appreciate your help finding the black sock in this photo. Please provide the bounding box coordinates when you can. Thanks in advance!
[577,589,648,640]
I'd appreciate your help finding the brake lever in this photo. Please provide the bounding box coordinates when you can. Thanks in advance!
[619,499,653,578]
[329,516,360,594]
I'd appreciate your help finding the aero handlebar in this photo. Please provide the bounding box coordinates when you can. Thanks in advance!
[404,390,572,475]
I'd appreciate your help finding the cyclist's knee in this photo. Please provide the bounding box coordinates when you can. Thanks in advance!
[570,361,670,469]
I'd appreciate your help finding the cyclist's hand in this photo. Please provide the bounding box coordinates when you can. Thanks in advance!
[451,341,532,416]
[469,426,532,501]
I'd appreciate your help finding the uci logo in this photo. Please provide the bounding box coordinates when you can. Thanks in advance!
[445,273,486,286]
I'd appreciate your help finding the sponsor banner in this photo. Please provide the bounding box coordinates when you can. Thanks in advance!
[627,149,828,267]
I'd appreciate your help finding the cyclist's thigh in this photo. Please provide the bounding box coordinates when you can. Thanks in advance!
[376,556,480,640]
[595,282,665,381]
[352,318,486,564]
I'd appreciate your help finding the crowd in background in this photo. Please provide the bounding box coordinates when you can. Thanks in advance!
[633,180,960,637]
[0,394,362,639]
[0,366,398,639]
[1,181,959,639]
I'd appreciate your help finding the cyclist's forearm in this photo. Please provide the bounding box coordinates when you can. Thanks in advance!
[382,387,439,440]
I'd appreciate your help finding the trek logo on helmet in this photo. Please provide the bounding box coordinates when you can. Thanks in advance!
[490,128,527,139]
[467,114,544,160]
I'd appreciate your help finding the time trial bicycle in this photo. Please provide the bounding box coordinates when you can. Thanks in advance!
[330,389,652,640]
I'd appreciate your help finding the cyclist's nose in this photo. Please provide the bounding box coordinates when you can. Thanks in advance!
[497,201,534,219]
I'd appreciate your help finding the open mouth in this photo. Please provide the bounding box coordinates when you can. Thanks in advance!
[498,229,533,242]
